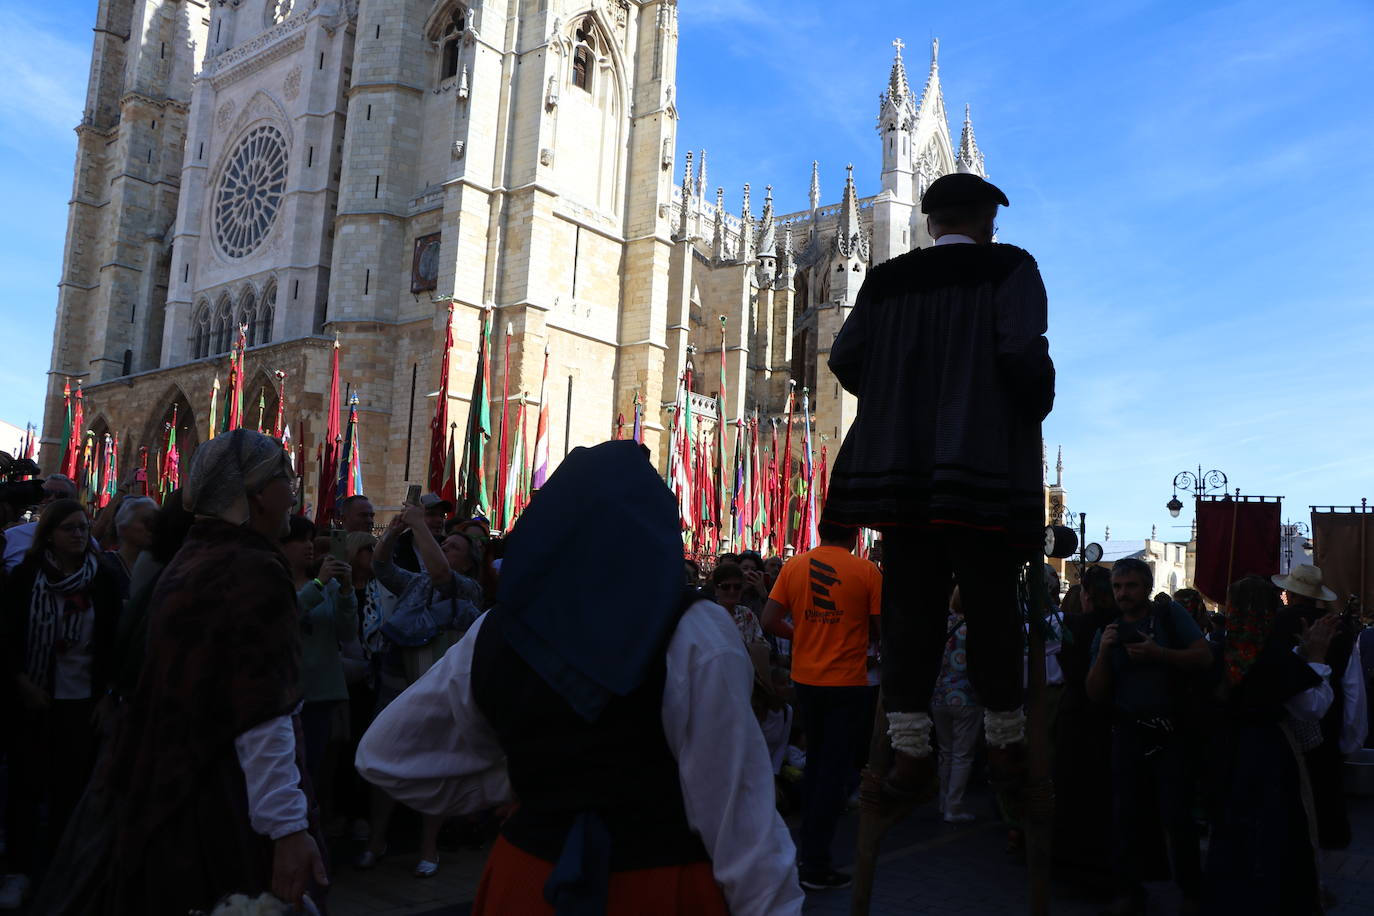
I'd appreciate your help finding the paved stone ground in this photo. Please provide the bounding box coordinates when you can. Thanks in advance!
[327,790,1374,915]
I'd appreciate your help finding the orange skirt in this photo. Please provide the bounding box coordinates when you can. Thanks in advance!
[473,835,729,915]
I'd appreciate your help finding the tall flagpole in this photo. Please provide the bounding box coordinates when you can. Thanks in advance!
[515,394,530,521]
[315,335,342,527]
[781,379,796,549]
[503,393,528,526]
[717,316,728,553]
[209,377,220,441]
[429,304,455,496]
[494,322,513,530]
[531,342,551,490]
[138,447,150,498]
[273,370,288,439]
[798,386,817,552]
[63,381,83,481]
[668,370,692,538]
[682,354,697,554]
[461,308,494,520]
[731,416,745,551]
[59,379,73,477]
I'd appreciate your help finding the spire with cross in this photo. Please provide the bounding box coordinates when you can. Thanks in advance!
[885,37,913,107]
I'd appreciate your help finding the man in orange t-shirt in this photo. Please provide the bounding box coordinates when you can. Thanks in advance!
[762,521,881,891]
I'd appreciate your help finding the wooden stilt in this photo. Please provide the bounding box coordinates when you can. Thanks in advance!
[1024,560,1054,915]
[850,562,1056,916]
[850,690,899,916]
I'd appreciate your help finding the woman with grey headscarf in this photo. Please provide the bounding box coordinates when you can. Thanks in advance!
[92,429,328,914]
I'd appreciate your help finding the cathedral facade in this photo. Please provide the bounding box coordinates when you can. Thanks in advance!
[42,0,987,517]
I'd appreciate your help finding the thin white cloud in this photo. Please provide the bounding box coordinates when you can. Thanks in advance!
[0,8,89,141]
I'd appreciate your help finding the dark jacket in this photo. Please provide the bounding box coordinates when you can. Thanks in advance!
[104,519,310,915]
[2,553,123,698]
[824,242,1054,552]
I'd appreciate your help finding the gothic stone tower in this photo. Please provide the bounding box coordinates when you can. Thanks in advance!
[667,38,987,474]
[44,0,211,464]
[44,0,682,516]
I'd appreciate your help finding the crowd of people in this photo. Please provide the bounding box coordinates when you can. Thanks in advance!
[0,172,1369,916]
[0,440,1367,915]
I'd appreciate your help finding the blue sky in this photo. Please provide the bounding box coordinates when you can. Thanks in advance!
[2,0,1372,541]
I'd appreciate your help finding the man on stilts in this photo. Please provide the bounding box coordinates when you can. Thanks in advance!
[824,172,1054,815]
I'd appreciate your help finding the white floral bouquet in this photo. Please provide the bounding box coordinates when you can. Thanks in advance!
[193,892,320,916]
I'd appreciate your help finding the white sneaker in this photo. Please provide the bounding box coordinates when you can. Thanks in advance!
[0,875,31,910]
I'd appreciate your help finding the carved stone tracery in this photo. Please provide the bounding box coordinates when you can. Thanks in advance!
[213,123,288,259]
[283,65,302,101]
[204,10,310,89]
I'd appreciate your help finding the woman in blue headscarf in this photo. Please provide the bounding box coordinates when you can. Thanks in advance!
[357,440,802,915]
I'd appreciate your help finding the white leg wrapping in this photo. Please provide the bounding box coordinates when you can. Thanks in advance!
[886,711,933,757]
[984,708,1026,748]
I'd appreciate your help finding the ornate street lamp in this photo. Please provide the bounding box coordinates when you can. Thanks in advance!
[1167,466,1229,517]
[1282,519,1312,572]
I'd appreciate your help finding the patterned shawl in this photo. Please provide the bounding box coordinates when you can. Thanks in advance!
[25,549,99,690]
[106,518,302,900]
[1225,588,1282,686]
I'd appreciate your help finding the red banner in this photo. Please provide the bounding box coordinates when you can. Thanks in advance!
[1194,499,1281,605]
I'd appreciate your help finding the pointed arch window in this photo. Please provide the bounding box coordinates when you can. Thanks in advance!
[572,18,598,92]
[239,289,259,347]
[791,327,817,393]
[213,297,234,355]
[572,49,591,91]
[193,301,212,359]
[261,284,276,345]
[439,8,466,82]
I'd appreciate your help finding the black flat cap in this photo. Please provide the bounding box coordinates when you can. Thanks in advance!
[920,173,1010,213]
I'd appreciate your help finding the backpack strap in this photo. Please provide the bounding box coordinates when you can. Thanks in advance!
[1153,596,1180,647]
[945,615,966,647]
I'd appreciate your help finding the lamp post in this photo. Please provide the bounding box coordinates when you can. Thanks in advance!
[1281,519,1312,574]
[1048,489,1067,526]
[1166,466,1229,518]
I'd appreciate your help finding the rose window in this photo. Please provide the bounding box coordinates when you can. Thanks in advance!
[214,125,288,259]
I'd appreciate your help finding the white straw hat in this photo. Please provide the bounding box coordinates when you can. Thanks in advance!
[1271,563,1339,603]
